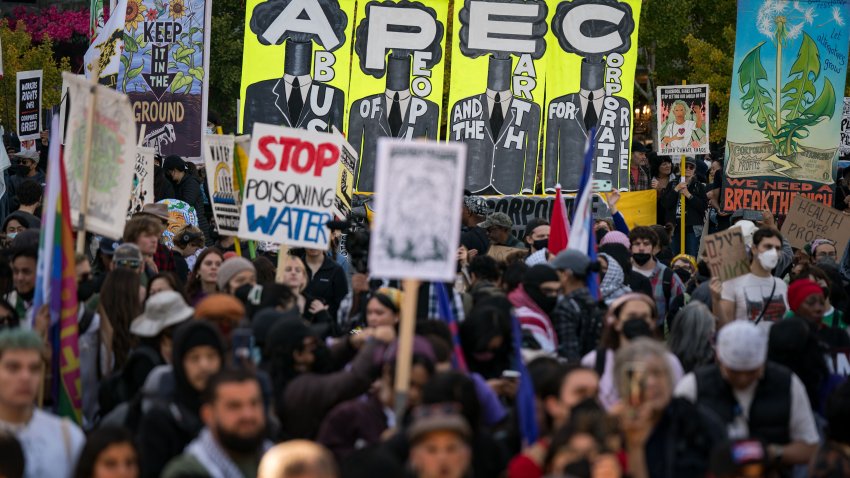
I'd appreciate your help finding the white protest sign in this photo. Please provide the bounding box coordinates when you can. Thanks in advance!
[16,70,43,141]
[127,146,155,218]
[369,139,467,282]
[204,134,241,236]
[63,72,137,239]
[237,123,341,249]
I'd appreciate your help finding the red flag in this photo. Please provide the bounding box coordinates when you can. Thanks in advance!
[548,185,571,255]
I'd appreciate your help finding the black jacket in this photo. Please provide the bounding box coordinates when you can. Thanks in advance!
[304,255,349,322]
[660,178,708,228]
[175,174,212,245]
[645,397,727,478]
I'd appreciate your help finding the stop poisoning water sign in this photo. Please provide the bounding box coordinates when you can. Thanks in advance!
[237,123,342,249]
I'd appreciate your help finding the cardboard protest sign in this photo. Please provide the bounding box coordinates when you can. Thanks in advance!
[723,0,850,215]
[544,0,642,193]
[203,134,241,236]
[488,245,525,262]
[657,84,709,157]
[16,70,42,141]
[334,129,356,218]
[127,146,155,218]
[117,0,211,161]
[62,72,137,239]
[703,228,750,282]
[239,0,356,136]
[780,195,850,250]
[348,0,449,193]
[238,124,342,248]
[447,0,547,196]
[369,139,466,281]
[841,98,850,156]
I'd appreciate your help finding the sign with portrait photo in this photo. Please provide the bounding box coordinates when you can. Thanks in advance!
[656,84,709,157]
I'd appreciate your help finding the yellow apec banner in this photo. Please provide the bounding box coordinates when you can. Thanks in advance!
[446,0,549,197]
[346,0,450,193]
[543,0,642,194]
[239,0,356,136]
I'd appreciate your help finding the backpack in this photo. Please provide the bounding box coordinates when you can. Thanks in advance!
[97,346,163,420]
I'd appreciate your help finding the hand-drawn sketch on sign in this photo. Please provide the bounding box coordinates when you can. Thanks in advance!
[128,146,155,218]
[84,0,127,87]
[545,0,636,193]
[348,0,445,193]
[158,198,199,248]
[369,139,467,282]
[242,0,349,135]
[203,134,241,236]
[448,0,547,196]
[656,85,709,156]
[332,126,356,218]
[63,72,137,240]
[840,97,850,156]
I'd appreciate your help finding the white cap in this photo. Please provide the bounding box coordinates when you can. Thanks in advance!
[716,320,767,371]
[734,220,757,248]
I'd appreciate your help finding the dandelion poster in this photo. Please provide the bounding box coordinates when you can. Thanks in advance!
[117,0,211,161]
[723,0,850,215]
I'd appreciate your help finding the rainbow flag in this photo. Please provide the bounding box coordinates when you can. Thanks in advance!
[33,116,82,424]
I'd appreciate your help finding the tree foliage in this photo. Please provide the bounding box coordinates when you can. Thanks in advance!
[207,0,244,132]
[683,26,735,143]
[0,19,71,131]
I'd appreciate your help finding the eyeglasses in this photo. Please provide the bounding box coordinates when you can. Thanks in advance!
[685,164,696,170]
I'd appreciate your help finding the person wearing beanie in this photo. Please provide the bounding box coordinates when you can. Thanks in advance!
[599,230,630,249]
[507,264,560,359]
[550,250,605,361]
[217,257,257,294]
[194,293,246,346]
[137,320,226,478]
[675,320,819,469]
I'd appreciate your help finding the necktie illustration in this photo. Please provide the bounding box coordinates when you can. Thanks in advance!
[491,92,504,136]
[389,92,402,137]
[584,91,598,132]
[288,77,304,124]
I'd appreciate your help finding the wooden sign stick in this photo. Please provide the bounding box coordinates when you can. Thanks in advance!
[394,278,421,420]
[275,244,290,283]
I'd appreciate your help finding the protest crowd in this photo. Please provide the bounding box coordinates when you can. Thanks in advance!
[0,124,850,478]
[4,0,850,476]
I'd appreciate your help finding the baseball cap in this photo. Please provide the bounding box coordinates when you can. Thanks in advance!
[685,156,697,166]
[463,195,489,217]
[11,149,39,162]
[478,212,512,229]
[113,243,143,268]
[550,249,590,275]
[716,320,767,371]
[408,404,471,444]
[99,237,122,256]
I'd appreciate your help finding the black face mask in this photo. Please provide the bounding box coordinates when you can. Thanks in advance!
[595,229,608,244]
[673,268,692,284]
[632,253,652,266]
[563,458,592,478]
[77,279,98,303]
[532,239,548,251]
[11,164,29,176]
[622,318,653,340]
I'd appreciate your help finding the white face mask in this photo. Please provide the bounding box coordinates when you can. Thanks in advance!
[757,248,779,270]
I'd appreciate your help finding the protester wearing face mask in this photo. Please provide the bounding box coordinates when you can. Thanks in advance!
[712,227,789,327]
[580,294,684,410]
[508,264,561,359]
[550,250,606,362]
[628,227,685,325]
[810,238,839,266]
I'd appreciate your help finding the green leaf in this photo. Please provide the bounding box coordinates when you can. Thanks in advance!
[120,55,130,70]
[189,27,201,35]
[174,47,194,61]
[168,61,178,69]
[775,79,836,155]
[189,66,204,80]
[169,72,186,92]
[127,64,144,79]
[123,32,139,53]
[802,77,836,120]
[135,33,147,49]
[780,33,820,121]
[738,42,776,136]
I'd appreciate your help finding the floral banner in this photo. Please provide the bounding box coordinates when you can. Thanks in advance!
[117,0,211,161]
[723,0,850,215]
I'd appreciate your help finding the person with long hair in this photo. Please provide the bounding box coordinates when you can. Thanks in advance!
[146,272,186,301]
[185,248,223,305]
[667,302,716,373]
[581,293,684,410]
[73,426,139,478]
[279,254,334,334]
[97,269,143,373]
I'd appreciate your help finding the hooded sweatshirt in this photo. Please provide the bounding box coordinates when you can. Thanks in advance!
[508,265,559,358]
[137,321,225,478]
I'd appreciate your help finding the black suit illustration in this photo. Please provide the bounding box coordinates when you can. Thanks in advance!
[545,92,630,192]
[450,92,540,195]
[243,77,345,134]
[348,92,439,192]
